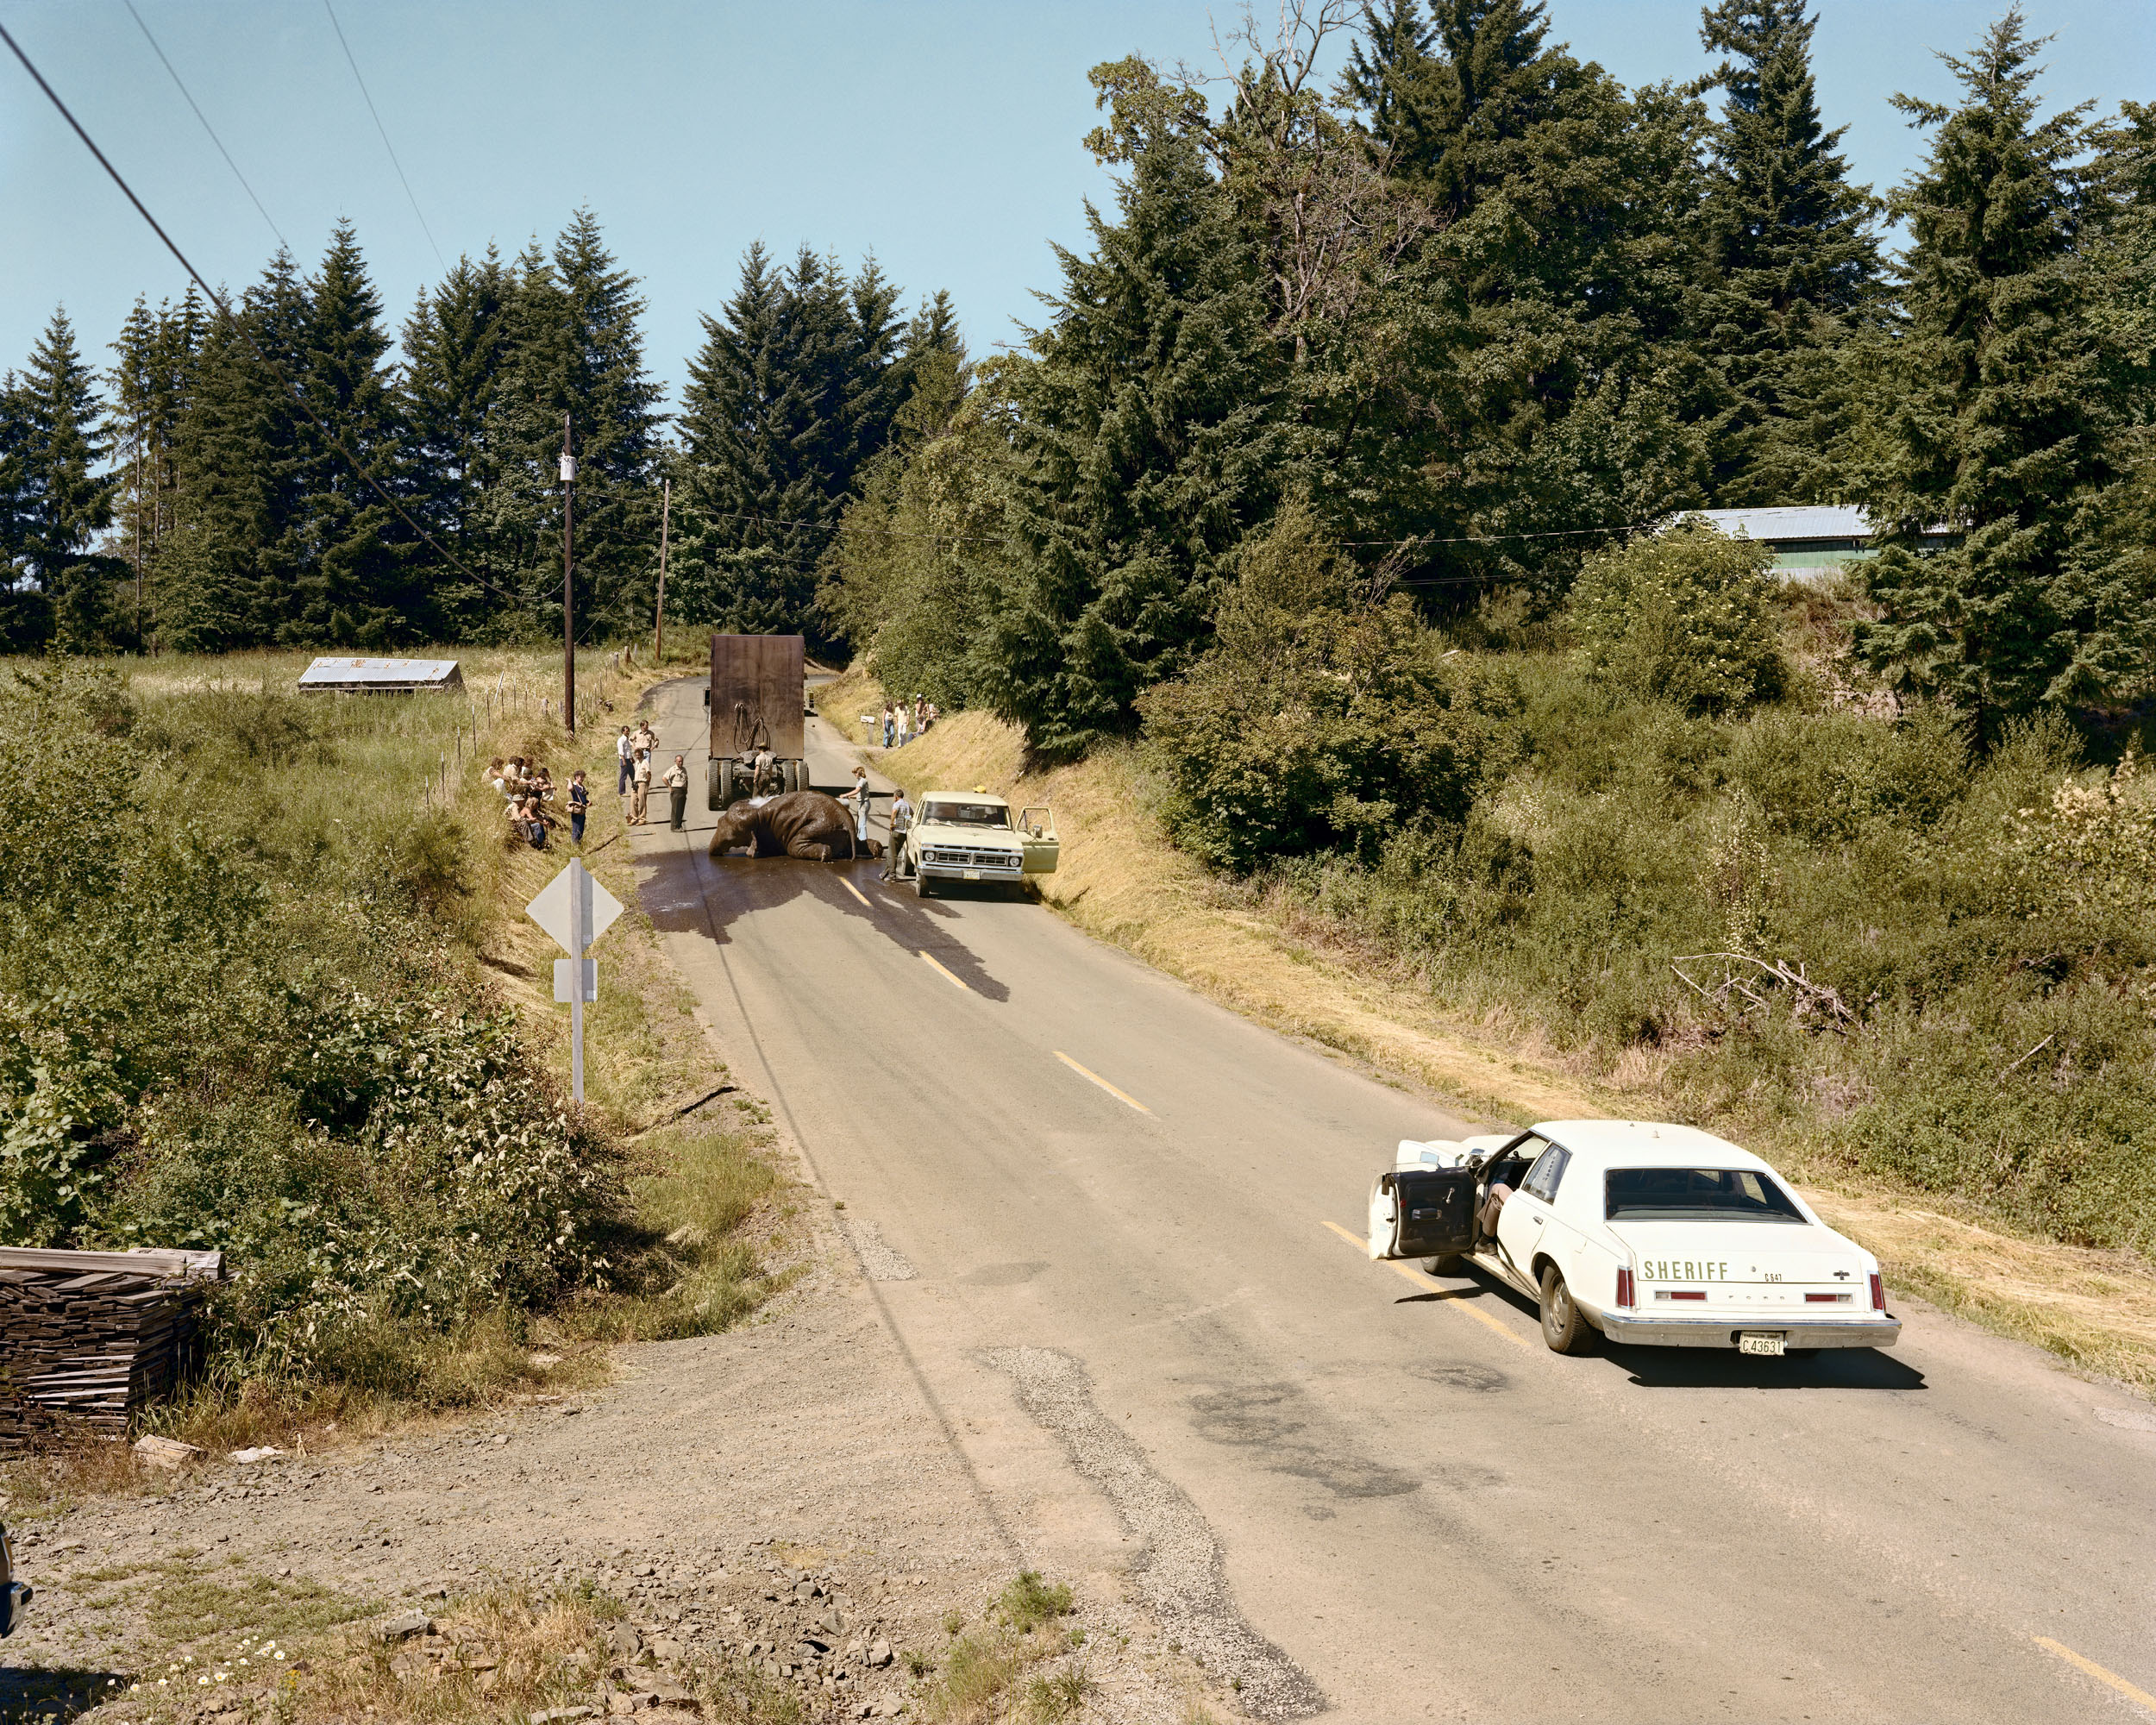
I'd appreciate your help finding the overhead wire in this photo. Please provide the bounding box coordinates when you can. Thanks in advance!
[319,0,443,269]
[0,15,516,604]
[122,0,286,251]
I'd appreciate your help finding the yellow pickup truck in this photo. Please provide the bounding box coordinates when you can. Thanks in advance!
[900,792,1059,898]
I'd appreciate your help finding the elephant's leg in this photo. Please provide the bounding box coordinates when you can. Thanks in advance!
[793,841,839,861]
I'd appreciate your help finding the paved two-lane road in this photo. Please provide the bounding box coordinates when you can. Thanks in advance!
[627,677,2155,1723]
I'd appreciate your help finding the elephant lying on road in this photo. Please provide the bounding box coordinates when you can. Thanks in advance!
[707,791,883,862]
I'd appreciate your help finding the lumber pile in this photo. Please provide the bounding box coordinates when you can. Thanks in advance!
[0,1248,223,1451]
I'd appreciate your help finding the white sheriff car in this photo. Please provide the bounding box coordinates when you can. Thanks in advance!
[1369,1120,1900,1357]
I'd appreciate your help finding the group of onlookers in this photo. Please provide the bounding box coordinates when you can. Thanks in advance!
[881,696,936,750]
[483,718,696,856]
[490,755,589,850]
[617,723,689,829]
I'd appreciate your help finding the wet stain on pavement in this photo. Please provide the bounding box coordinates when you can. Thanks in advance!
[1412,1360,1511,1393]
[1188,1383,1420,1499]
[962,1261,1050,1287]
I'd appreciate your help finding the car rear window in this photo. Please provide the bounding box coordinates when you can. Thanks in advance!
[1605,1167,1805,1223]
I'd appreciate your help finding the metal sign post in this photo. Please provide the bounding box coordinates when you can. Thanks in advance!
[525,858,622,1104]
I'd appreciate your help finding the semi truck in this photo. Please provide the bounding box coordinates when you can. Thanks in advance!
[705,633,812,809]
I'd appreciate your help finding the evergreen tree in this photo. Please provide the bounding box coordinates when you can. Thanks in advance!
[1858,9,2147,735]
[399,248,512,629]
[1342,1,1439,165]
[1338,3,1715,604]
[285,221,410,645]
[480,213,663,642]
[673,244,911,643]
[1695,1,1880,503]
[10,310,121,648]
[163,254,309,651]
[1364,0,1580,221]
[0,375,34,649]
[978,105,1295,756]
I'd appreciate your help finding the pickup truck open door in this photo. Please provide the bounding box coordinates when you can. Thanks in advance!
[1018,806,1060,875]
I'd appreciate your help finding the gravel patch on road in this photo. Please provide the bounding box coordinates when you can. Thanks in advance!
[984,1346,1326,1721]
[840,1214,918,1282]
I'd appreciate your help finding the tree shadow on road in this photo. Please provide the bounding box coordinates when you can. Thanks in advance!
[632,826,1012,1002]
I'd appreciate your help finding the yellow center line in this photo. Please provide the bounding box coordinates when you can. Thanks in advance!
[1319,1218,1532,1350]
[918,950,968,991]
[838,877,871,908]
[1053,1051,1152,1114]
[2034,1638,2156,1713]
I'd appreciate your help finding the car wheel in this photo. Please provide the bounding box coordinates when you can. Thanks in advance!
[1539,1264,1595,1355]
[914,870,932,899]
[1422,1254,1464,1276]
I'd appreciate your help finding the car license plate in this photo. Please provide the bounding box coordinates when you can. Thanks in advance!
[963,869,981,881]
[1738,1332,1786,1357]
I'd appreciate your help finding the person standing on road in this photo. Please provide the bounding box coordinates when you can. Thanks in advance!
[630,747,653,825]
[568,769,590,848]
[616,726,634,794]
[846,763,873,851]
[665,753,689,831]
[882,787,913,881]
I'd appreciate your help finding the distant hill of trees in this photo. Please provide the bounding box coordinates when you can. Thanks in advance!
[3,3,2149,750]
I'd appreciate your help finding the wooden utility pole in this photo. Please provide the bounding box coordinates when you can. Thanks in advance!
[560,412,576,735]
[655,476,670,664]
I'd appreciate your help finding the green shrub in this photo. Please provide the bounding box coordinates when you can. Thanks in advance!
[1139,504,1519,870]
[1568,518,1786,714]
[0,662,630,1384]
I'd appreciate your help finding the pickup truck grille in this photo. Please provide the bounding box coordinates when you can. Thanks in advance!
[921,847,1021,871]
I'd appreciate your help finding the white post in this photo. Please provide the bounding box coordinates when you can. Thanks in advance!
[569,859,586,1103]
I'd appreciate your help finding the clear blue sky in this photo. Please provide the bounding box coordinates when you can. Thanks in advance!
[3,0,2148,416]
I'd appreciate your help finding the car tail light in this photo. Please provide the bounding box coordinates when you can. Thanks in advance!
[1615,1268,1634,1308]
[1870,1273,1886,1312]
[1805,1292,1846,1303]
[1656,1289,1707,1302]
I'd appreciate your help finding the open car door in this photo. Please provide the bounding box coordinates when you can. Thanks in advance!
[1018,806,1060,874]
[1368,1168,1477,1261]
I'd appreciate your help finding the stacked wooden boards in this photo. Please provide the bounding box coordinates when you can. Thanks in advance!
[0,1248,223,1450]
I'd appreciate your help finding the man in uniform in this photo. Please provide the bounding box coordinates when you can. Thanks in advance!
[882,786,914,881]
[665,753,690,831]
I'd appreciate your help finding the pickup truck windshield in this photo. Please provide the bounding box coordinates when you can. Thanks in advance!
[921,801,1009,828]
[1606,1168,1805,1223]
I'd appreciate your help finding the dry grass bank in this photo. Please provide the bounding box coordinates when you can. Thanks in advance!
[828,668,2156,1392]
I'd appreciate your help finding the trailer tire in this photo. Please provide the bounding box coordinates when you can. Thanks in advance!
[781,758,802,794]
[707,758,724,812]
[716,758,737,808]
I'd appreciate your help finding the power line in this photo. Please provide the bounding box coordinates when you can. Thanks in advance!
[0,15,508,602]
[122,0,286,251]
[320,0,443,270]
